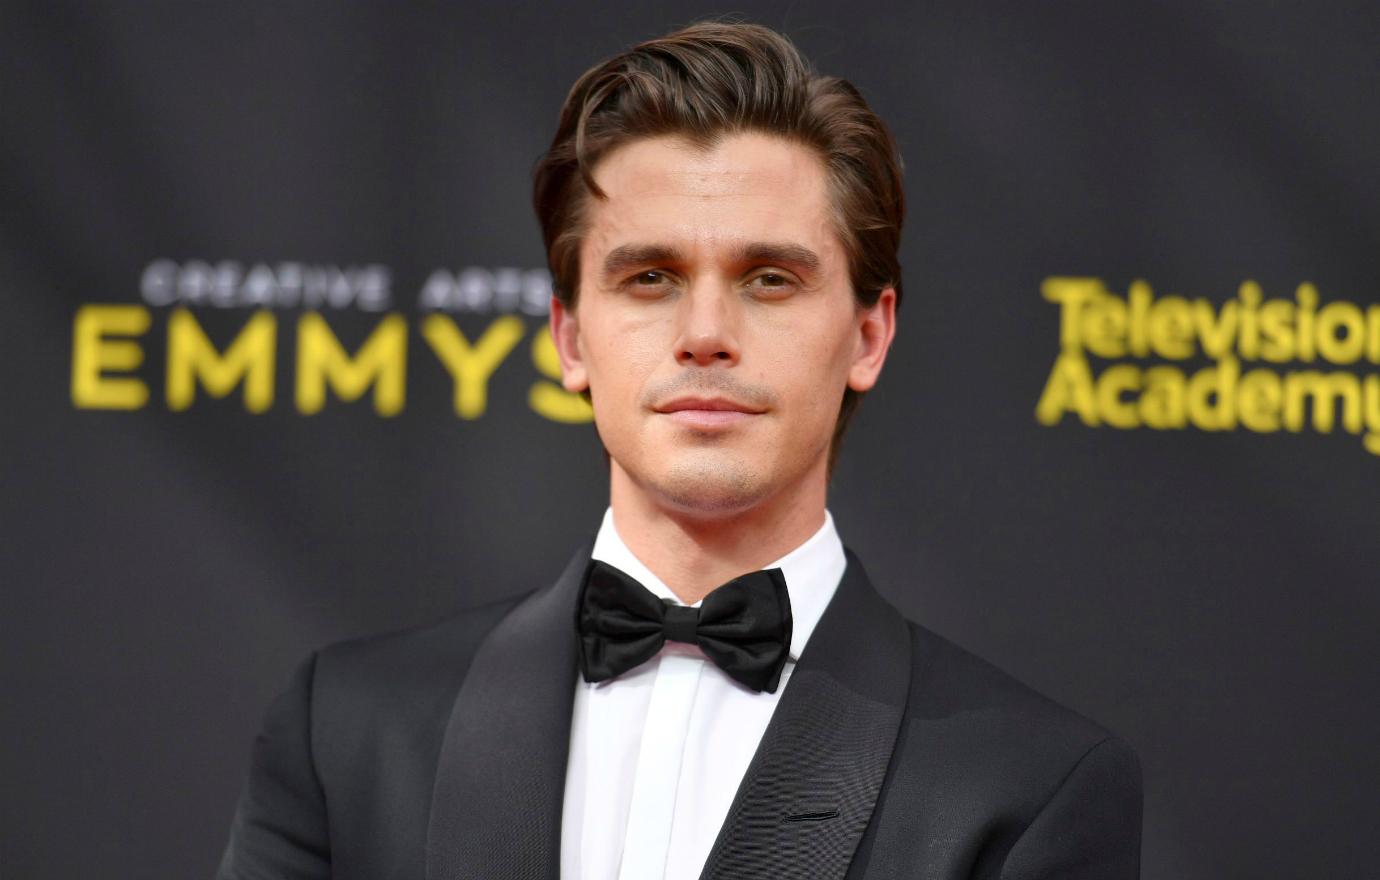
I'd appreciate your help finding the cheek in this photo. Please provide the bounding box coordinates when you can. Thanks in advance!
[770,320,855,409]
[583,315,666,402]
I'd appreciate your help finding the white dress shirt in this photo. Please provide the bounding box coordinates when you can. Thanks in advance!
[559,507,847,880]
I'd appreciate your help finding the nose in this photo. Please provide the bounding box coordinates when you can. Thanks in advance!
[673,281,740,367]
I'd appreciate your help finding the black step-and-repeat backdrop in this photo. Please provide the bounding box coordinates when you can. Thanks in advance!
[4,2,1377,877]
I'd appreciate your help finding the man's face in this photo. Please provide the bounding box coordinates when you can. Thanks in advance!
[551,132,895,518]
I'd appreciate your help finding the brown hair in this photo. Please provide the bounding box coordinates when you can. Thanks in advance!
[532,20,904,468]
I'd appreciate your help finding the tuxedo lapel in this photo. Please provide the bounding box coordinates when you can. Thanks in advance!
[700,548,912,880]
[426,545,589,880]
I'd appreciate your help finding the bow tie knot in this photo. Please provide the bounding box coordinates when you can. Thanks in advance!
[576,560,794,693]
[659,601,701,645]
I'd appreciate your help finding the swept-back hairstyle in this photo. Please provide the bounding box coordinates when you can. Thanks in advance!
[533,20,905,467]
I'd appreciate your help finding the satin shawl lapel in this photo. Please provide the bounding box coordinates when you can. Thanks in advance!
[701,549,912,880]
[425,546,588,880]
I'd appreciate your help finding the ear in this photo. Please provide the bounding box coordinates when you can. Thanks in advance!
[549,295,589,392]
[847,287,897,393]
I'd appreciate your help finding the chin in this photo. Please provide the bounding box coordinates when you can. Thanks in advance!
[647,457,774,517]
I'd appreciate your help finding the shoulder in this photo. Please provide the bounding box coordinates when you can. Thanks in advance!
[842,551,1131,773]
[301,592,527,729]
[905,621,1113,741]
[221,592,532,877]
[896,618,1140,800]
[858,616,1142,872]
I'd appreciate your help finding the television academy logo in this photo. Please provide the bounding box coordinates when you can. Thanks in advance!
[1036,277,1380,456]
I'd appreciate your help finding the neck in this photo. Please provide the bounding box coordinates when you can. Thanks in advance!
[608,462,828,604]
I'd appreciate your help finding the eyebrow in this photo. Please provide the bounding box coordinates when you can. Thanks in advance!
[738,242,821,273]
[601,244,685,280]
[599,241,822,279]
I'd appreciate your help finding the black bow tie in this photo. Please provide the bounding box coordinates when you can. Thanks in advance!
[575,560,794,693]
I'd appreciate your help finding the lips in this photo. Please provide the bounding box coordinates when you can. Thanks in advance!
[655,396,764,429]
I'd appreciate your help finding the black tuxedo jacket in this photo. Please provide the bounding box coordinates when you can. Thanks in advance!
[218,546,1141,879]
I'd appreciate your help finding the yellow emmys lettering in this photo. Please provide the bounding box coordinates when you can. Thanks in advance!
[70,306,594,425]
[167,308,276,412]
[296,312,407,416]
[71,304,151,409]
[422,314,524,419]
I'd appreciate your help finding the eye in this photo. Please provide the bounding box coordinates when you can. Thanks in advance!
[624,270,671,288]
[617,269,678,298]
[746,270,797,297]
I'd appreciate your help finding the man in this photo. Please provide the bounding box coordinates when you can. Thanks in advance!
[218,21,1141,880]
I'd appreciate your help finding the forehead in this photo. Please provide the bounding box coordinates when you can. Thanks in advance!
[580,132,843,272]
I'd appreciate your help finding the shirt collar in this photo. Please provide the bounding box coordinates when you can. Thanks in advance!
[589,507,846,662]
